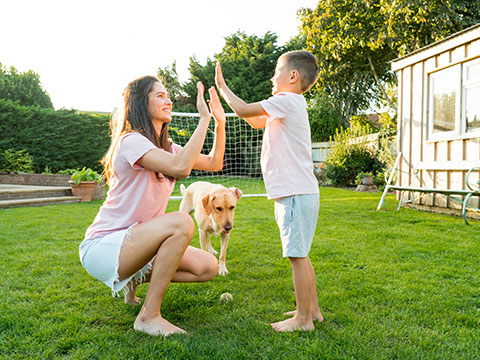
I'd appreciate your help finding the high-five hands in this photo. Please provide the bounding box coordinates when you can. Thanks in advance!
[196,81,210,120]
[208,87,226,125]
[196,81,226,125]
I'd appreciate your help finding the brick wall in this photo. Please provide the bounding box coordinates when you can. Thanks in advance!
[0,174,105,200]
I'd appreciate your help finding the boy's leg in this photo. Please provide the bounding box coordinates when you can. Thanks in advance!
[271,257,314,332]
[284,256,323,321]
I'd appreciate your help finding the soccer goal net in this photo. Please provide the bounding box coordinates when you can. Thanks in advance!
[169,112,266,197]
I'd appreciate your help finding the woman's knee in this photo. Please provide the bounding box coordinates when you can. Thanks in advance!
[200,252,218,281]
[172,211,195,240]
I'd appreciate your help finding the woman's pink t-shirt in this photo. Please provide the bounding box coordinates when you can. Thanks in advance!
[84,132,181,240]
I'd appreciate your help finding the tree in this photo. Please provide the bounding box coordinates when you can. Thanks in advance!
[181,31,297,111]
[157,61,195,112]
[299,0,480,125]
[382,0,480,56]
[0,63,53,108]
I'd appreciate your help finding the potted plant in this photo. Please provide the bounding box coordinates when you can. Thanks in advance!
[356,171,374,186]
[68,167,101,202]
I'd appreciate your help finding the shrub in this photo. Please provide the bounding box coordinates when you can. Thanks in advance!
[0,148,34,173]
[0,99,110,173]
[69,167,101,185]
[324,125,378,186]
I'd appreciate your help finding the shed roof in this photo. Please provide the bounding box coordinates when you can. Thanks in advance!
[391,23,480,71]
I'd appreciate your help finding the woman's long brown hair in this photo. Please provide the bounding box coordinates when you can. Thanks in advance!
[101,76,173,184]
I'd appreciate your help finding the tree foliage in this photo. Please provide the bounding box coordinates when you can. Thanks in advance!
[0,63,53,108]
[157,61,194,112]
[158,31,301,112]
[299,0,480,125]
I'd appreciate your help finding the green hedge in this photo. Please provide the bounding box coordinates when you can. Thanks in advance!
[0,99,110,173]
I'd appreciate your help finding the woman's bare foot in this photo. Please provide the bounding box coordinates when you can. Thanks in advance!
[134,312,187,336]
[125,293,141,305]
[284,309,324,322]
[271,317,314,332]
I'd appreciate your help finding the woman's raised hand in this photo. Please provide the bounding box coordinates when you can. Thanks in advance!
[196,81,210,120]
[208,87,226,126]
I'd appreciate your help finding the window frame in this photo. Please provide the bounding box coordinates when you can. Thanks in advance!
[427,64,461,141]
[462,57,480,134]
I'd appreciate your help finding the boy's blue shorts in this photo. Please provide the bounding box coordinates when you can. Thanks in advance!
[274,193,319,258]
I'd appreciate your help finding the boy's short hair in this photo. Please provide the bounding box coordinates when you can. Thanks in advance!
[281,50,319,92]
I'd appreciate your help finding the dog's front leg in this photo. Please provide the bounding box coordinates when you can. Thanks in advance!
[199,230,218,255]
[218,233,229,276]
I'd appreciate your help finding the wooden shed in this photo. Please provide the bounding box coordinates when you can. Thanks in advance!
[391,23,480,218]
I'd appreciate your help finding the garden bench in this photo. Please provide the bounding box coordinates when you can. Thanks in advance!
[377,153,480,225]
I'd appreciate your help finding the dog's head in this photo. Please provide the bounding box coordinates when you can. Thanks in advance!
[202,187,242,234]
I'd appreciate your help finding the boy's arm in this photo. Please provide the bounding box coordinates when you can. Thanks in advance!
[243,115,267,129]
[215,62,267,129]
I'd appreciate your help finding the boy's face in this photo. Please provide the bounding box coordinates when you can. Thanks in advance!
[271,56,293,95]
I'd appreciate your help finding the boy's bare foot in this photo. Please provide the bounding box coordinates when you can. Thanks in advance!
[134,313,187,337]
[271,317,314,332]
[284,309,324,322]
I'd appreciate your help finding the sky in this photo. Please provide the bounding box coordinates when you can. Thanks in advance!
[1,0,319,112]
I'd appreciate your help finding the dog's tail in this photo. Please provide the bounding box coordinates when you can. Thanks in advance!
[180,184,186,196]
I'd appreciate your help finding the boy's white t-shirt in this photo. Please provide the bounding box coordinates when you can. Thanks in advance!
[259,92,319,200]
[84,132,181,240]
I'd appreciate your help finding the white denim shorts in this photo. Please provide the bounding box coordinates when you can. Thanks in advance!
[274,193,319,258]
[79,224,153,296]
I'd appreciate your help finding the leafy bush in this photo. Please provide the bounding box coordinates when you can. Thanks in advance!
[57,168,78,176]
[0,99,110,173]
[324,125,378,186]
[0,148,34,173]
[69,167,101,185]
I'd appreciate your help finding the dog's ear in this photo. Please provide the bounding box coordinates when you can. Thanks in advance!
[229,187,243,199]
[202,194,214,215]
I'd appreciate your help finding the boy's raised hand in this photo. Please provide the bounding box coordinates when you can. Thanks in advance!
[196,81,210,120]
[215,62,227,90]
[208,87,226,125]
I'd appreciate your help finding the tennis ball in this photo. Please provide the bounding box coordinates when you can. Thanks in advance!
[220,292,233,303]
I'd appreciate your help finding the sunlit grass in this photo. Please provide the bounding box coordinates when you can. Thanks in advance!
[1,186,479,359]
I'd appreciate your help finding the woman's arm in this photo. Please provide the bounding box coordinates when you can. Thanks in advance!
[137,82,211,178]
[193,87,226,171]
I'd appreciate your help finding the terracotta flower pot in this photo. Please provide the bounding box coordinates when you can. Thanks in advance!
[361,176,373,186]
[69,180,96,202]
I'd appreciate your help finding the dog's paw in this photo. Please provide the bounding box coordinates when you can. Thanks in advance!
[218,264,229,276]
[208,247,219,256]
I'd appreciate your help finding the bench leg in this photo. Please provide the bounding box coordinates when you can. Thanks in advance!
[462,192,480,226]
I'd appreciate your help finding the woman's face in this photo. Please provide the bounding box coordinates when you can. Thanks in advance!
[147,81,173,123]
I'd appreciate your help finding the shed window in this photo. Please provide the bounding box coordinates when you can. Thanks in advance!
[431,68,457,132]
[428,58,480,140]
[464,59,480,132]
[428,65,460,136]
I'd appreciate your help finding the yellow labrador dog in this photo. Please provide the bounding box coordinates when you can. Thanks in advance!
[179,181,242,275]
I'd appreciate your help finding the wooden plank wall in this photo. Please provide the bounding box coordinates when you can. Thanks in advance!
[397,38,480,211]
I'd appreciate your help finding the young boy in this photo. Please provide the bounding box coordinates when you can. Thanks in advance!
[215,50,323,332]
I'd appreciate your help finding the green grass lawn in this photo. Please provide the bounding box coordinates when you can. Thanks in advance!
[1,186,479,359]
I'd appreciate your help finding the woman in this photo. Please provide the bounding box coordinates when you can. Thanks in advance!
[79,76,226,336]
